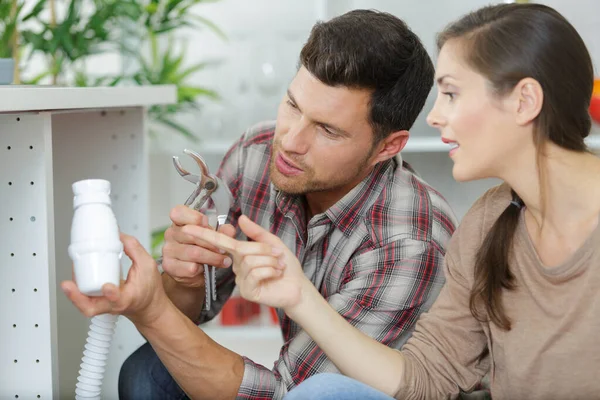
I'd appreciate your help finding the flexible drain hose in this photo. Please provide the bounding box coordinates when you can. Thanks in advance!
[74,314,119,399]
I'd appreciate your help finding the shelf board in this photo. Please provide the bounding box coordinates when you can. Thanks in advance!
[197,136,450,154]
[0,85,177,113]
[404,137,447,153]
[198,133,600,155]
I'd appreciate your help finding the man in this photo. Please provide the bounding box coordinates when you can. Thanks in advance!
[62,9,457,400]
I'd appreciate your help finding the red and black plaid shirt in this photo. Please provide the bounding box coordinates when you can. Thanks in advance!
[198,121,457,399]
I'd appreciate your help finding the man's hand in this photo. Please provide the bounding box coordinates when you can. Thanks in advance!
[182,215,312,311]
[162,205,236,289]
[61,233,168,327]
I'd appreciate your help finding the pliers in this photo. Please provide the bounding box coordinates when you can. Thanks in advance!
[172,149,233,311]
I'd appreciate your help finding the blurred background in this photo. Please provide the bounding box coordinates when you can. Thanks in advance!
[1,0,599,398]
[4,0,599,231]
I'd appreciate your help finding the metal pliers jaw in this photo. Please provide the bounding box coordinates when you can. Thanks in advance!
[172,149,218,209]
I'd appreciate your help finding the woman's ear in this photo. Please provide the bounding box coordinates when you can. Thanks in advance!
[513,77,544,126]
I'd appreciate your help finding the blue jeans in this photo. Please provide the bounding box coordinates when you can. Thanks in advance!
[118,341,190,400]
[284,373,395,400]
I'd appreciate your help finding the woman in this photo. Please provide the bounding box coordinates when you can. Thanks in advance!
[183,3,600,399]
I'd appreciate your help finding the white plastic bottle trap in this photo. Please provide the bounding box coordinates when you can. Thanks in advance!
[68,179,123,399]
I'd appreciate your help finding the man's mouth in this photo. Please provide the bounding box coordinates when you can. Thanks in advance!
[275,152,303,176]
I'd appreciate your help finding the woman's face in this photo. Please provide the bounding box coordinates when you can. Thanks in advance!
[427,39,528,182]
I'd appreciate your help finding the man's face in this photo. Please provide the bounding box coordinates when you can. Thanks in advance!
[271,66,378,196]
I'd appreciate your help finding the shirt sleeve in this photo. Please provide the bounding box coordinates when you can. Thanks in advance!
[394,250,490,400]
[237,239,446,399]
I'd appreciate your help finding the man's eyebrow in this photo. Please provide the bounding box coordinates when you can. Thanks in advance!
[286,89,351,137]
[317,121,351,137]
[287,89,300,108]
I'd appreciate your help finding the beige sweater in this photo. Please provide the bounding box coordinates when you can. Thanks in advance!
[395,184,600,400]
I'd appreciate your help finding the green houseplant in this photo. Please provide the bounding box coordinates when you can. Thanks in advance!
[16,0,224,140]
[0,0,23,84]
[11,0,225,254]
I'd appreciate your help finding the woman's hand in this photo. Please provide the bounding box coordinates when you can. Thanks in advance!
[182,215,311,310]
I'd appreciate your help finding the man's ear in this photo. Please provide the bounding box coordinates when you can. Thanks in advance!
[512,77,544,126]
[370,130,409,165]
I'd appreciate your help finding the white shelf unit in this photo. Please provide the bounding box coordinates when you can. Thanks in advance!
[0,85,176,400]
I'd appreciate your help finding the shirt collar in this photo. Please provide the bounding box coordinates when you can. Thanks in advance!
[325,155,398,236]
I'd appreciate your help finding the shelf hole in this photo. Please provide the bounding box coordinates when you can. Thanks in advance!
[9,217,13,221]
[29,145,33,150]
[11,253,14,257]
[11,288,15,293]
[16,117,20,122]
[30,216,36,222]
[7,146,11,150]
[35,324,39,328]
[34,288,38,292]
[33,253,37,257]
[101,111,107,116]
[13,324,16,328]
[36,359,39,363]
[8,181,12,185]
[13,359,17,363]
[30,181,34,185]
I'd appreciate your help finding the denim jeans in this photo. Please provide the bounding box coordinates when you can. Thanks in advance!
[118,341,190,400]
[284,373,395,400]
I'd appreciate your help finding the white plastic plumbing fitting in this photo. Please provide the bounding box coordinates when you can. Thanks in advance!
[68,179,122,296]
[68,179,123,399]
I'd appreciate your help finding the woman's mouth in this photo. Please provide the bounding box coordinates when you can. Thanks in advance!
[442,137,460,157]
[448,142,460,156]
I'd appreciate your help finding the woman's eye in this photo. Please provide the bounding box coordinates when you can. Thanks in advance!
[443,92,455,101]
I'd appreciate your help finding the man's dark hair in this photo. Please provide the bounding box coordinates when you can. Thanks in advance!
[299,9,435,142]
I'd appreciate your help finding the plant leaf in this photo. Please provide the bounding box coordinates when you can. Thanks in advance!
[190,14,227,41]
[154,115,199,141]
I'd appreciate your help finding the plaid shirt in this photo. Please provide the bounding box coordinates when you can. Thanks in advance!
[198,121,457,399]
